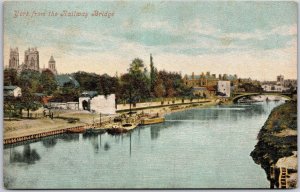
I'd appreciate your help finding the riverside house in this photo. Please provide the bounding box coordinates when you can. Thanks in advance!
[4,86,22,97]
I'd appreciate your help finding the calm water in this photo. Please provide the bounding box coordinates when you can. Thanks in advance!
[3,101,284,189]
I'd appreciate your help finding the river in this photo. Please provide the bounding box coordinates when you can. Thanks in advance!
[3,101,285,189]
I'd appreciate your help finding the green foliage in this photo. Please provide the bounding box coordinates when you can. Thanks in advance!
[20,87,41,118]
[4,87,41,118]
[39,69,57,95]
[4,69,18,86]
[19,70,41,92]
[72,71,118,95]
[52,82,81,102]
[239,83,263,93]
[129,58,145,74]
[150,54,157,93]
[117,58,151,102]
[4,55,196,106]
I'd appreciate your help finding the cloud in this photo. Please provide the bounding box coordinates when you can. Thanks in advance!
[141,21,171,31]
[271,24,297,36]
[188,19,220,36]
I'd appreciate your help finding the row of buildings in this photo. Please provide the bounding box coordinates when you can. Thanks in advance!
[8,47,58,75]
[183,72,297,98]
[183,72,239,98]
[261,75,297,93]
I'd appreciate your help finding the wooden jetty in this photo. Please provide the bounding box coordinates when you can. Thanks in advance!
[4,123,98,145]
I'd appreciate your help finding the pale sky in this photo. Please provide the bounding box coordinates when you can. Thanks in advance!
[3,1,298,81]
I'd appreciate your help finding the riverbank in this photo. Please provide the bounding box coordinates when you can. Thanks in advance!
[250,101,297,188]
[3,99,218,143]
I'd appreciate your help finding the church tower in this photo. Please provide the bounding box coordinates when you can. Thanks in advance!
[9,47,19,70]
[48,55,57,75]
[24,47,39,71]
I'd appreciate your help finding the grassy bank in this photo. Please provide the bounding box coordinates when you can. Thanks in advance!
[250,101,297,186]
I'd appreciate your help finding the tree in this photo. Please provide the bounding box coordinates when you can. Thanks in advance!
[154,78,165,97]
[19,70,41,92]
[72,71,119,95]
[4,69,18,86]
[72,71,100,92]
[51,81,81,102]
[20,88,41,118]
[129,58,145,74]
[150,54,157,93]
[39,69,57,95]
[127,58,151,100]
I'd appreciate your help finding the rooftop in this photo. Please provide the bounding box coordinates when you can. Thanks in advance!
[49,55,55,62]
[4,86,19,90]
[55,75,80,88]
[80,91,98,98]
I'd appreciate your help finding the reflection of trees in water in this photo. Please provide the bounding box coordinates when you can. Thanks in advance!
[150,121,180,140]
[42,137,57,148]
[104,142,110,151]
[82,132,100,153]
[150,127,159,140]
[61,133,80,142]
[10,144,40,164]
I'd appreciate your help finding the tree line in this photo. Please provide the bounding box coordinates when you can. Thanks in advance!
[4,55,193,118]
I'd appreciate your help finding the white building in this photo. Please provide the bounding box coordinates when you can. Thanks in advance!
[217,81,231,97]
[262,84,289,92]
[48,102,79,110]
[262,84,273,92]
[79,93,116,114]
[4,86,22,97]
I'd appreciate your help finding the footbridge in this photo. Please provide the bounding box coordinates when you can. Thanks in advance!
[232,92,293,103]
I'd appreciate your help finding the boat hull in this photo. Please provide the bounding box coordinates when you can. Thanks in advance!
[140,117,165,125]
[66,127,86,133]
[106,128,128,135]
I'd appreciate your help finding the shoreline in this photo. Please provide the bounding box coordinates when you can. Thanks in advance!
[3,99,219,144]
[250,101,297,189]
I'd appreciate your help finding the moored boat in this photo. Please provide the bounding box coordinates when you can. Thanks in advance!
[106,127,128,135]
[85,127,107,134]
[66,127,86,133]
[106,123,138,135]
[140,117,165,125]
[92,128,107,134]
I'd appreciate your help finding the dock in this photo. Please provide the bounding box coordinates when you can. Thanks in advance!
[4,122,105,145]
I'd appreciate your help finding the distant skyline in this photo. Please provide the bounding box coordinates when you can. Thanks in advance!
[4,1,297,81]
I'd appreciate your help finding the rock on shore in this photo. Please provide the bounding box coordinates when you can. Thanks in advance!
[250,101,297,188]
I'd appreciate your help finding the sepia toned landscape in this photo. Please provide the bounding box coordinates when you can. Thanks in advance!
[3,1,298,189]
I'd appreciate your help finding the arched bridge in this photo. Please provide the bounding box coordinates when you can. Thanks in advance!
[232,92,293,103]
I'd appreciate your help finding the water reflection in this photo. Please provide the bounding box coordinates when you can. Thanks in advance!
[150,120,184,140]
[10,144,40,164]
[150,126,159,140]
[61,133,79,142]
[4,102,284,188]
[83,132,100,153]
[42,137,57,148]
[166,102,270,123]
[129,133,132,156]
[104,142,110,151]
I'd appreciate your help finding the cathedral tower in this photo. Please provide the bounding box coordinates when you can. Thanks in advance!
[24,47,39,71]
[9,47,19,69]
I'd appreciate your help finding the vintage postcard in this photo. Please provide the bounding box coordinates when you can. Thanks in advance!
[3,0,298,189]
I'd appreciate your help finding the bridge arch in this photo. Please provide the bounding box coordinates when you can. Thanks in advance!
[232,93,292,103]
